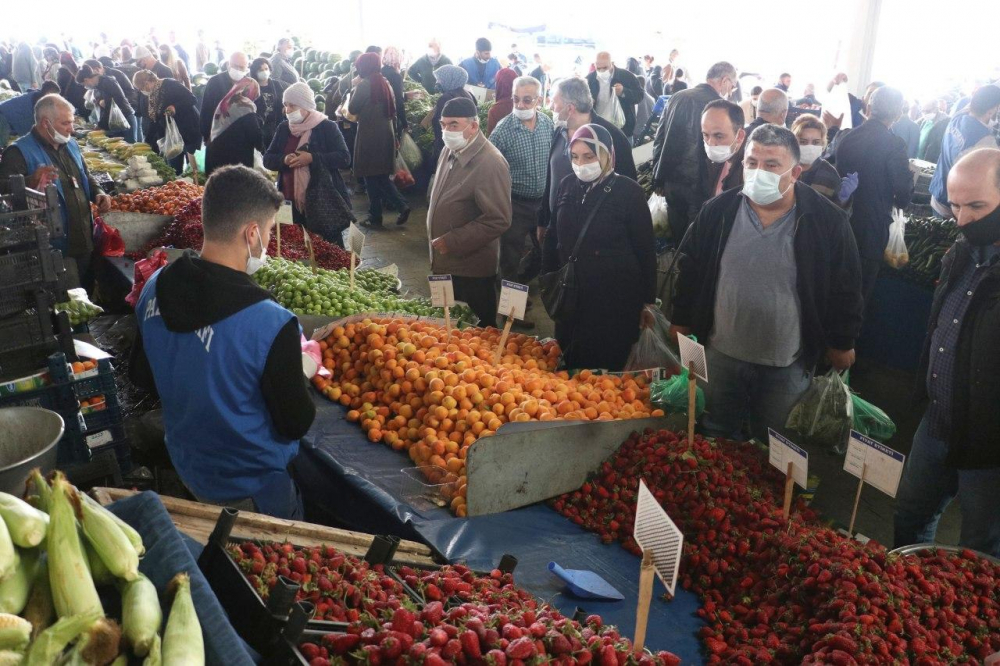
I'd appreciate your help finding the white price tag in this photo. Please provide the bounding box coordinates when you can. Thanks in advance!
[634,480,684,596]
[86,429,114,449]
[497,280,528,320]
[428,275,455,308]
[276,201,295,224]
[843,431,906,498]
[768,428,809,489]
[346,223,365,256]
[676,335,708,382]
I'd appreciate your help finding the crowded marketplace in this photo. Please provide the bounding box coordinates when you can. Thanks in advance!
[0,3,998,664]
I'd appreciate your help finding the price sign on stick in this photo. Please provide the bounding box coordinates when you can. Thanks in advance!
[768,428,809,521]
[429,275,455,332]
[843,431,905,535]
[494,281,528,363]
[677,335,708,382]
[345,223,365,290]
[276,201,295,225]
[632,480,684,652]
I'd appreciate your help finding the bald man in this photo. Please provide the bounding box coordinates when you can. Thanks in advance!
[894,148,1000,558]
[586,52,642,137]
[745,88,789,135]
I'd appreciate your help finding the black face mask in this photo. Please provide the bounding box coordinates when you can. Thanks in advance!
[959,204,1000,246]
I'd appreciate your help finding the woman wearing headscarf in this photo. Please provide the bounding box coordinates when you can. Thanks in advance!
[132,69,202,174]
[349,52,410,227]
[542,124,657,371]
[204,77,263,175]
[159,44,191,91]
[486,68,518,135]
[11,43,40,91]
[250,57,288,148]
[56,52,88,118]
[380,47,408,137]
[430,64,475,162]
[39,48,60,84]
[263,82,352,230]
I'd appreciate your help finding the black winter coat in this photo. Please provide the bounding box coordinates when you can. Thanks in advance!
[105,66,138,110]
[917,240,1000,469]
[255,79,288,147]
[263,118,352,205]
[407,54,452,93]
[200,72,236,144]
[57,67,88,118]
[146,78,202,154]
[651,83,720,196]
[93,75,133,131]
[586,68,643,138]
[381,66,408,134]
[205,112,263,175]
[671,184,864,368]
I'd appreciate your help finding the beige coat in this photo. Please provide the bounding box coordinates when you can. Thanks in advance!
[426,132,512,278]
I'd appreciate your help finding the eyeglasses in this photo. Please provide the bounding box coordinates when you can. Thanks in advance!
[512,96,538,105]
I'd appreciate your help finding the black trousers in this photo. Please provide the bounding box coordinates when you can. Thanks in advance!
[861,258,881,309]
[364,174,408,223]
[452,275,498,328]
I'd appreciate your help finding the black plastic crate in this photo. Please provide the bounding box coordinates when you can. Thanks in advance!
[60,391,123,435]
[57,423,129,468]
[0,380,73,411]
[0,230,65,318]
[47,352,116,401]
[0,291,54,354]
[0,176,62,251]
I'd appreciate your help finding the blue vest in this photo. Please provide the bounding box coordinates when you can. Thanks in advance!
[136,270,301,516]
[930,113,992,206]
[0,91,39,135]
[14,131,92,254]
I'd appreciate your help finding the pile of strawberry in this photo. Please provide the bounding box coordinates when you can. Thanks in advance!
[393,564,537,611]
[300,603,681,666]
[550,429,1000,664]
[228,541,413,623]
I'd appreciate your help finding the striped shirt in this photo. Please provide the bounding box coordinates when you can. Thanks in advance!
[489,111,554,199]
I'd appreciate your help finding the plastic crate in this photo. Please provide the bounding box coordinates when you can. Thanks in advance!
[57,423,130,470]
[61,392,123,435]
[0,290,54,353]
[0,229,65,318]
[0,381,73,411]
[0,176,62,251]
[47,352,116,401]
[0,311,74,383]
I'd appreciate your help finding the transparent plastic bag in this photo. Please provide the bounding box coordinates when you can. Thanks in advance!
[623,305,682,372]
[851,393,896,441]
[392,153,415,189]
[157,115,184,160]
[399,132,424,171]
[884,208,909,268]
[108,100,129,131]
[650,366,704,416]
[608,94,626,129]
[648,194,669,236]
[785,369,853,453]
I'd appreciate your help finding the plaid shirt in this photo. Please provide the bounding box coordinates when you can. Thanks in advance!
[926,244,1000,439]
[489,111,554,199]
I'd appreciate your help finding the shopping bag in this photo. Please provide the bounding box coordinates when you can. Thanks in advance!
[650,366,704,417]
[648,194,669,237]
[392,153,416,189]
[337,92,358,123]
[108,100,129,131]
[92,216,125,257]
[624,304,681,372]
[608,94,626,129]
[303,158,355,247]
[884,208,909,268]
[399,132,424,172]
[157,115,184,160]
[785,369,854,453]
[84,88,97,111]
[851,393,896,441]
[126,250,169,308]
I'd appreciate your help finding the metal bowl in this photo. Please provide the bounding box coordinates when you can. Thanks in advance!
[889,542,1000,565]
[0,407,64,495]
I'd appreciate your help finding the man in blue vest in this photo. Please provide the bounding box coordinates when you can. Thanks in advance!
[129,165,316,519]
[0,81,59,138]
[0,93,112,291]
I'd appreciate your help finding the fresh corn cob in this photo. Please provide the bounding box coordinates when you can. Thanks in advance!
[78,496,138,582]
[162,574,202,666]
[26,471,50,514]
[0,650,22,666]
[84,540,114,587]
[122,575,161,657]
[111,655,128,666]
[143,634,161,666]
[0,516,16,583]
[0,614,31,651]
[23,560,53,639]
[0,493,48,548]
[23,610,100,666]
[0,548,40,614]
[46,473,102,618]
[79,494,144,558]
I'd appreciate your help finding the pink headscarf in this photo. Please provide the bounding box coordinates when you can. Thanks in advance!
[287,110,326,212]
[382,46,401,72]
[210,78,261,142]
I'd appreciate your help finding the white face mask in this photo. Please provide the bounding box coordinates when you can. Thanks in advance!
[573,161,602,183]
[49,123,71,145]
[596,70,611,81]
[704,138,738,164]
[257,70,270,83]
[512,107,535,121]
[742,167,794,206]
[246,230,268,275]
[442,129,469,152]
[477,57,490,64]
[287,109,304,125]
[229,67,247,82]
[799,145,824,166]
[427,49,438,59]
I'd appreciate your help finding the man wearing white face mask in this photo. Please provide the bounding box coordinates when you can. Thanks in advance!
[670,124,863,442]
[407,38,452,94]
[130,165,315,519]
[489,76,554,299]
[586,52,643,138]
[700,100,747,198]
[269,38,300,86]
[427,97,512,325]
[200,52,250,145]
[458,38,501,90]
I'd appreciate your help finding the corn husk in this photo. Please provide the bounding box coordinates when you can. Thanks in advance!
[0,613,31,651]
[78,495,139,582]
[122,575,161,656]
[26,471,51,514]
[23,560,53,639]
[23,610,100,666]
[0,650,22,666]
[0,493,48,549]
[46,474,102,618]
[0,548,40,614]
[162,574,202,666]
[0,517,17,583]
[79,494,144,557]
[85,540,114,587]
[143,634,161,666]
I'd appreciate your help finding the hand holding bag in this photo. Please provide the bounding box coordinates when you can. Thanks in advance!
[304,156,356,247]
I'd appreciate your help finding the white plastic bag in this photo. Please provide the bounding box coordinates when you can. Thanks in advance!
[624,305,682,373]
[157,115,184,160]
[108,100,129,132]
[884,208,909,268]
[648,194,669,236]
[399,132,423,171]
[84,88,97,111]
[609,94,626,129]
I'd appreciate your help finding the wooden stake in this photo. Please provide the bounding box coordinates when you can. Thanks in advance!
[303,229,317,273]
[188,153,200,186]
[276,218,281,258]
[349,251,356,289]
[634,551,655,653]
[848,463,867,536]
[444,305,451,334]
[493,308,516,364]
[687,362,696,447]
[782,461,795,521]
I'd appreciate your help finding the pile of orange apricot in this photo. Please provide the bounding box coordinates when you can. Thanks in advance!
[312,317,662,516]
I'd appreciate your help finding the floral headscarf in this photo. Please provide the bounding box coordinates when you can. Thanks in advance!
[382,46,402,72]
[211,77,261,142]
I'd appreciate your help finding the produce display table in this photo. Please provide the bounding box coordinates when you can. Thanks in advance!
[293,395,705,664]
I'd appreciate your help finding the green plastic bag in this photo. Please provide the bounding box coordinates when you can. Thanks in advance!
[650,366,704,417]
[850,394,896,441]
